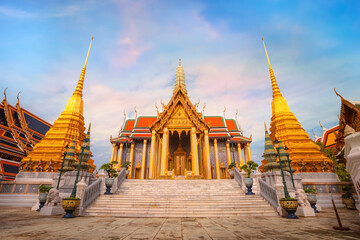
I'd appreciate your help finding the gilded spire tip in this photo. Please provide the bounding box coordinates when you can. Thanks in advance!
[179,58,181,66]
[262,37,271,68]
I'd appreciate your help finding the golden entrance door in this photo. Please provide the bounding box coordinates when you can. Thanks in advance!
[174,153,186,175]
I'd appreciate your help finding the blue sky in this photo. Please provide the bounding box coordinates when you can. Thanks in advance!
[1,0,359,167]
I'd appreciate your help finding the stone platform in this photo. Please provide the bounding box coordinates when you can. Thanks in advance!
[0,207,359,239]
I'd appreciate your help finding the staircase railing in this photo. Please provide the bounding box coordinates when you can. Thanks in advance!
[259,178,279,210]
[113,168,126,192]
[234,168,243,188]
[80,178,102,210]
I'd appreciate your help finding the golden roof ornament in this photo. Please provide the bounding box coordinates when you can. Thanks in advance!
[174,58,187,94]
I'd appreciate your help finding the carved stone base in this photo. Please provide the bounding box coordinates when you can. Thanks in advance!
[158,175,172,179]
[295,206,316,217]
[40,206,65,216]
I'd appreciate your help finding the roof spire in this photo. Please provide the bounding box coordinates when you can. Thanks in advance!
[262,37,282,98]
[174,59,187,94]
[74,36,93,97]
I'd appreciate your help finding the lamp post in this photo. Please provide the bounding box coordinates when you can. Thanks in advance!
[56,144,69,190]
[70,143,85,198]
[284,145,295,189]
[274,138,290,199]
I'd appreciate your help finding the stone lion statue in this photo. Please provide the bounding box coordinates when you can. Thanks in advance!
[295,189,310,207]
[45,188,62,206]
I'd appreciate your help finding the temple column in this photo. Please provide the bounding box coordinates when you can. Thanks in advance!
[238,143,244,167]
[226,142,231,167]
[141,139,147,179]
[247,143,252,163]
[204,130,211,179]
[110,143,116,162]
[214,138,221,179]
[117,143,124,168]
[114,145,119,163]
[149,130,156,179]
[160,128,169,177]
[191,127,200,176]
[129,143,135,179]
[243,144,248,164]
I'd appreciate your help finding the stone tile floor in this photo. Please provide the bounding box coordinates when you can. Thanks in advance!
[0,207,359,240]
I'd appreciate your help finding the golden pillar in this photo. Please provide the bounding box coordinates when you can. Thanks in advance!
[129,143,135,179]
[117,143,124,168]
[204,130,211,179]
[149,130,156,179]
[191,127,200,176]
[243,144,248,164]
[110,143,116,162]
[160,128,169,176]
[213,139,221,179]
[247,143,252,163]
[141,139,147,179]
[237,143,244,167]
[226,142,231,167]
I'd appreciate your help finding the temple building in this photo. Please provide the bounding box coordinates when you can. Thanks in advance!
[313,122,339,152]
[0,91,52,180]
[110,60,252,179]
[261,38,334,173]
[20,37,96,173]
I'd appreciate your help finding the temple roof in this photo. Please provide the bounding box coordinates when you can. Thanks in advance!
[111,61,251,144]
[0,94,52,162]
[112,114,251,143]
[316,124,339,150]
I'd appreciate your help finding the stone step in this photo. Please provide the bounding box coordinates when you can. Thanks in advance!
[82,179,278,217]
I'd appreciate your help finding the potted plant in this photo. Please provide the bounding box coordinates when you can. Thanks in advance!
[121,160,131,175]
[304,188,319,213]
[62,196,80,218]
[240,160,259,195]
[228,162,236,178]
[279,197,299,219]
[37,184,53,211]
[100,161,119,194]
[341,185,356,210]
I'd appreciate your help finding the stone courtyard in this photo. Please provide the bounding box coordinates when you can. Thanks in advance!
[0,207,359,240]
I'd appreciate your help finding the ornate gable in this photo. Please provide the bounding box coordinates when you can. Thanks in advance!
[150,88,210,133]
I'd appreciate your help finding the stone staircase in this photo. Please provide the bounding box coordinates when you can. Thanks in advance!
[83,179,278,217]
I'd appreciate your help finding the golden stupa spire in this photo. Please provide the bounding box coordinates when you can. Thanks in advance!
[64,37,93,114]
[262,37,282,98]
[262,37,333,174]
[74,36,93,97]
[21,37,96,173]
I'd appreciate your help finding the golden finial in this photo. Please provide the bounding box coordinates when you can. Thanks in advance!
[312,129,317,140]
[223,106,226,116]
[134,106,138,118]
[262,37,282,98]
[319,121,324,130]
[262,36,271,68]
[179,58,181,66]
[87,122,91,132]
[3,88,7,100]
[264,122,268,132]
[74,37,93,97]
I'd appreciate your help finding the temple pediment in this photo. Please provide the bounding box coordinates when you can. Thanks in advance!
[150,89,209,133]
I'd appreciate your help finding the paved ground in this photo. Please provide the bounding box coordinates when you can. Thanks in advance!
[0,207,359,240]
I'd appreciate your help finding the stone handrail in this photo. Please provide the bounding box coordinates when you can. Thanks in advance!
[114,168,126,192]
[259,178,279,210]
[80,178,102,210]
[234,168,243,188]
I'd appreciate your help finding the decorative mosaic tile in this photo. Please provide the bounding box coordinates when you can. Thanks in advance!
[0,184,14,193]
[328,184,340,193]
[27,184,39,193]
[14,184,26,193]
[315,184,327,194]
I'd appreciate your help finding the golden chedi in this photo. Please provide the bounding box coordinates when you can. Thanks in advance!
[21,37,95,172]
[262,37,333,173]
